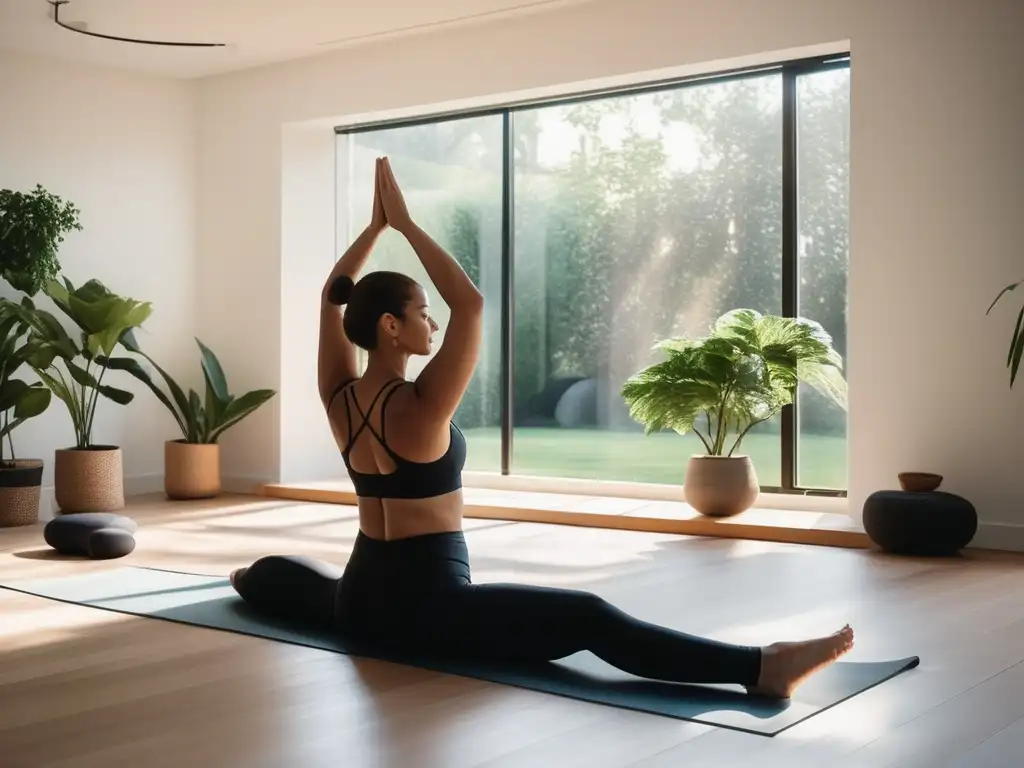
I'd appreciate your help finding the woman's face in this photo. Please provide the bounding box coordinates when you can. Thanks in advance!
[393,284,438,356]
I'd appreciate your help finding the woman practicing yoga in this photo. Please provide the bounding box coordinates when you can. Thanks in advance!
[231,157,854,698]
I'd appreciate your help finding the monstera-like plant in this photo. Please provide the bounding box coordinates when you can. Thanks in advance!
[621,309,848,517]
[19,277,152,513]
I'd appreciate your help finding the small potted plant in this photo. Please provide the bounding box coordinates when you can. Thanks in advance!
[119,336,276,500]
[0,184,82,297]
[987,278,1022,389]
[20,278,152,513]
[0,300,53,527]
[621,309,848,517]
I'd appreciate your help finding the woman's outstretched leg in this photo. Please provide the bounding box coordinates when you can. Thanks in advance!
[230,555,342,629]
[430,583,853,698]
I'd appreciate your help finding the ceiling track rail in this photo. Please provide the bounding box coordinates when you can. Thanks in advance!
[48,0,229,48]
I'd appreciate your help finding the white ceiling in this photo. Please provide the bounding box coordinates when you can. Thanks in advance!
[0,0,598,79]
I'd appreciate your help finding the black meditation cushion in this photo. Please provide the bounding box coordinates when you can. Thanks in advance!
[862,490,977,556]
[44,513,138,560]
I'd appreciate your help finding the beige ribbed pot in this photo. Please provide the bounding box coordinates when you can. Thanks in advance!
[0,459,44,528]
[54,446,125,514]
[683,455,760,517]
[165,440,221,500]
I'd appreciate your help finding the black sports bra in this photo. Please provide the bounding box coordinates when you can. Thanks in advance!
[329,378,466,500]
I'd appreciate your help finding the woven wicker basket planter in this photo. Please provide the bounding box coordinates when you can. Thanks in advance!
[54,446,125,514]
[0,459,44,528]
[165,440,221,500]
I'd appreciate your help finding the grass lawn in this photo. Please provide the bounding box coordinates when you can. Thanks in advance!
[460,427,847,491]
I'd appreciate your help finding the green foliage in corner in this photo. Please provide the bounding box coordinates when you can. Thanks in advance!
[987,279,1023,389]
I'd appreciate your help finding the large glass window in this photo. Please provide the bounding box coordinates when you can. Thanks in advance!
[512,75,783,486]
[334,55,850,493]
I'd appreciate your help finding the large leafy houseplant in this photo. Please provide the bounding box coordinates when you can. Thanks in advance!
[621,309,848,516]
[117,336,276,499]
[22,278,152,448]
[987,279,1022,389]
[0,185,82,296]
[18,277,152,513]
[0,300,53,526]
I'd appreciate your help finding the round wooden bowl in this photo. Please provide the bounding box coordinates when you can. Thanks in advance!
[898,472,943,493]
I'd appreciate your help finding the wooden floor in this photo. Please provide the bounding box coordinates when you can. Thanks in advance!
[2,494,1024,768]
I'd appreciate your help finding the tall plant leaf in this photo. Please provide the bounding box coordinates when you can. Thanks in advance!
[196,338,229,400]
[986,280,1021,314]
[196,339,230,438]
[1010,305,1023,388]
[209,389,277,442]
[987,279,1023,389]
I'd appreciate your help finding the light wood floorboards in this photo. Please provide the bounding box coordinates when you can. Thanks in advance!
[2,493,1023,767]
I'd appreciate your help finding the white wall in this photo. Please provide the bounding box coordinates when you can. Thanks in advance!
[196,0,1024,547]
[0,51,199,509]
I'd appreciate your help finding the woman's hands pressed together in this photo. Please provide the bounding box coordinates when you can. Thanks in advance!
[370,157,415,235]
[369,157,388,235]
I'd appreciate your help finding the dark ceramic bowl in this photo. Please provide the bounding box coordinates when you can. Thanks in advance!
[898,472,943,493]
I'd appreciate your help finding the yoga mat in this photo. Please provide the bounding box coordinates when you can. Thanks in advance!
[2,566,919,736]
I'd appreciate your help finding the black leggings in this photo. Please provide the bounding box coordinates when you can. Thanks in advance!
[233,531,762,687]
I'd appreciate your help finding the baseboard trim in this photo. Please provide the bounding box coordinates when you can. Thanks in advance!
[970,522,1024,553]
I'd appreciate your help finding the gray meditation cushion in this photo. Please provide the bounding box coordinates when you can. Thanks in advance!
[44,513,138,560]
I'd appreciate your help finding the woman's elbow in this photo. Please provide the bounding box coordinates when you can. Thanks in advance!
[457,286,485,315]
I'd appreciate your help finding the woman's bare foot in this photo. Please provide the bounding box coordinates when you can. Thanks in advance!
[746,625,855,699]
[229,567,248,592]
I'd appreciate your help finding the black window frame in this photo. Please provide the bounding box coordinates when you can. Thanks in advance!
[335,52,851,497]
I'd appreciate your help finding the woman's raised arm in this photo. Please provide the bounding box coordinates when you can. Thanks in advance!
[317,160,388,409]
[377,158,483,423]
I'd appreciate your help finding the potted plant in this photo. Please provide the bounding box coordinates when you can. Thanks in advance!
[117,336,276,500]
[0,184,82,297]
[621,309,848,517]
[0,300,53,527]
[0,185,79,524]
[987,279,1022,388]
[19,278,152,513]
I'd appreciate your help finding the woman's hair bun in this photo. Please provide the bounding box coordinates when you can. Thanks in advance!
[327,275,354,305]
